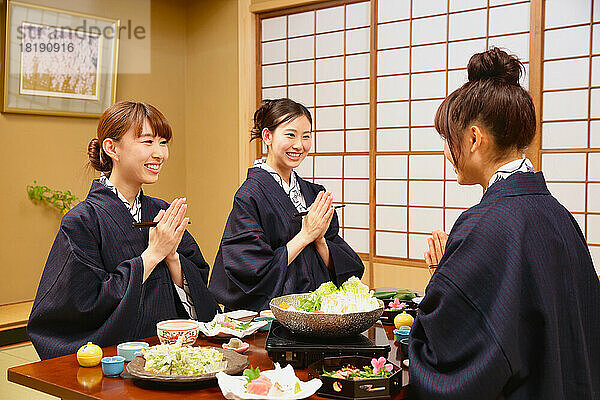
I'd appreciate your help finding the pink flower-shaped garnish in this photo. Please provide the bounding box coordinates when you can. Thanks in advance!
[371,357,393,374]
[371,357,386,374]
[389,298,405,310]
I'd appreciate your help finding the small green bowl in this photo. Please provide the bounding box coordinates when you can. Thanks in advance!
[254,316,274,332]
[117,341,148,362]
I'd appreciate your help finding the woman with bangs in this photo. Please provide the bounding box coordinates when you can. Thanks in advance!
[410,48,599,399]
[28,101,218,360]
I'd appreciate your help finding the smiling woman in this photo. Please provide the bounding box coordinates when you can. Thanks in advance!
[208,98,364,312]
[27,101,219,360]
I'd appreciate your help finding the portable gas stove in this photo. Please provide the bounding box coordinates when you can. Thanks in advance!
[265,320,391,369]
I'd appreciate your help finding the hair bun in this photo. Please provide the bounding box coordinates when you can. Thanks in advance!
[87,137,112,172]
[467,47,523,85]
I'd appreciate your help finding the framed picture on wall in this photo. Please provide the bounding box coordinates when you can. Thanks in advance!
[3,1,119,117]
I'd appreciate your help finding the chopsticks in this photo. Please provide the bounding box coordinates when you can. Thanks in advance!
[293,204,345,218]
[132,221,192,228]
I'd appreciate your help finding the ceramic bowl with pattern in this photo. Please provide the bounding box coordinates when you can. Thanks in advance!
[156,319,200,346]
[269,294,384,337]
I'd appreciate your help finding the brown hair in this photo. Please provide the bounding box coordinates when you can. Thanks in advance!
[250,98,312,141]
[87,101,172,173]
[434,47,536,166]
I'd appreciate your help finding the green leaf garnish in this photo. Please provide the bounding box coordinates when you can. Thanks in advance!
[243,365,261,383]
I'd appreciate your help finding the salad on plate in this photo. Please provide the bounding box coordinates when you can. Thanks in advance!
[140,341,226,376]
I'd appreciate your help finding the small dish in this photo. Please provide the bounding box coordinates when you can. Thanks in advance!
[101,356,125,377]
[157,319,200,346]
[394,328,410,343]
[399,338,409,356]
[221,338,249,354]
[77,342,103,367]
[117,341,149,362]
[254,316,274,332]
[224,310,258,320]
[199,314,268,338]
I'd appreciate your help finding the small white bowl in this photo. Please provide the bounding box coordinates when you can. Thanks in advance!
[156,319,200,346]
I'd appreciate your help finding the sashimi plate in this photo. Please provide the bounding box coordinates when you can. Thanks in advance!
[216,363,322,399]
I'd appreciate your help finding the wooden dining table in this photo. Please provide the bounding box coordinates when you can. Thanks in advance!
[7,322,409,399]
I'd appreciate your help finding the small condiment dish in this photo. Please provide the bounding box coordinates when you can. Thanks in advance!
[117,341,149,362]
[394,327,411,343]
[254,316,275,332]
[221,338,249,353]
[76,342,103,367]
[101,356,125,377]
[399,338,409,356]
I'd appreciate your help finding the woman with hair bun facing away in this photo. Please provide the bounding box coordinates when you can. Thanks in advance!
[28,101,219,360]
[209,98,364,312]
[410,48,599,399]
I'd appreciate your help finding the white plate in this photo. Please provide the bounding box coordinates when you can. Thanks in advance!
[216,363,322,400]
[225,310,258,320]
[199,315,267,338]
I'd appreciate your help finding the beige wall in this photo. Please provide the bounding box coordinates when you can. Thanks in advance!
[184,0,240,268]
[0,0,195,305]
[372,264,430,293]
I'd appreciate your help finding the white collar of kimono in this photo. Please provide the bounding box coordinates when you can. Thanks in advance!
[98,174,142,223]
[253,158,307,212]
[487,157,534,190]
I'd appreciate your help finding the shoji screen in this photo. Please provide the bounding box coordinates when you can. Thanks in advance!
[259,1,372,256]
[540,0,600,272]
[374,0,530,261]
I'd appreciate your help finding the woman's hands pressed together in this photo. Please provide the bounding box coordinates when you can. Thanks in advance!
[141,197,189,282]
[286,191,335,265]
[301,191,335,243]
[424,230,448,276]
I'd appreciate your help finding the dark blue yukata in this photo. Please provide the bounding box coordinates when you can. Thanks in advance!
[409,172,600,399]
[208,167,364,312]
[28,180,218,359]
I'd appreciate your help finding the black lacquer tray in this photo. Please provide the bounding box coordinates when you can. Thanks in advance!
[307,356,403,399]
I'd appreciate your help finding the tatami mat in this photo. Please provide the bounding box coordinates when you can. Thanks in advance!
[0,343,58,399]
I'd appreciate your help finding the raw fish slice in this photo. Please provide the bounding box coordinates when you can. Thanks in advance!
[247,380,272,395]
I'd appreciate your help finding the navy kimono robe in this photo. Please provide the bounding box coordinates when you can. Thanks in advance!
[28,180,219,360]
[208,167,364,312]
[409,172,600,399]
